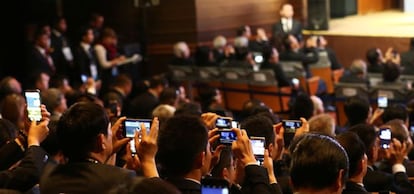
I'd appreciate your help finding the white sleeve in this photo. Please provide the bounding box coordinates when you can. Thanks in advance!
[94,44,112,69]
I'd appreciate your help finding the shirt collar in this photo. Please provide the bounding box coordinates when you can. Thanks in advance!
[81,42,91,52]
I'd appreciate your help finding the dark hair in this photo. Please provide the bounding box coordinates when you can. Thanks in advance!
[197,85,219,112]
[289,133,349,190]
[210,147,233,178]
[382,62,400,82]
[112,74,132,88]
[240,99,270,121]
[291,93,314,120]
[195,46,212,66]
[348,124,376,161]
[241,115,275,148]
[282,34,293,51]
[0,76,21,103]
[159,87,178,106]
[157,115,208,177]
[149,75,168,89]
[57,101,109,161]
[108,177,181,194]
[174,102,202,117]
[344,96,370,126]
[336,132,366,178]
[386,119,409,144]
[382,103,408,123]
[236,25,248,36]
[234,47,250,61]
[366,48,380,65]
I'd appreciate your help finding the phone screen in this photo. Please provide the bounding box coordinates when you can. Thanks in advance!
[124,119,151,154]
[283,120,302,147]
[216,117,232,129]
[231,121,239,128]
[378,96,388,109]
[379,128,391,149]
[25,90,42,121]
[219,130,237,145]
[250,137,265,164]
[201,178,230,194]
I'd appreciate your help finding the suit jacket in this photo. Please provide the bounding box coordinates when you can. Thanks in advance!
[50,30,73,77]
[342,181,369,194]
[272,19,303,41]
[0,146,48,192]
[165,178,200,194]
[26,46,55,77]
[72,44,100,86]
[40,161,136,194]
[0,140,24,171]
[364,166,414,194]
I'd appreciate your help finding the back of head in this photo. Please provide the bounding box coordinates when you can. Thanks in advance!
[386,119,410,144]
[41,88,63,112]
[149,75,168,89]
[382,103,408,124]
[210,147,233,178]
[57,101,109,161]
[366,48,380,65]
[233,37,249,49]
[350,59,367,76]
[0,93,25,125]
[382,62,400,82]
[289,133,349,191]
[174,102,202,117]
[348,124,376,160]
[152,104,176,127]
[291,93,314,120]
[336,131,366,178]
[159,87,178,106]
[344,96,370,126]
[213,35,227,49]
[308,114,335,137]
[0,76,21,103]
[173,41,189,58]
[241,114,275,148]
[240,99,272,121]
[157,114,208,177]
[112,74,132,89]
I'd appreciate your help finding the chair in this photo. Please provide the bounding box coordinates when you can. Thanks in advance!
[194,66,221,83]
[220,67,250,84]
[168,65,195,82]
[334,83,369,127]
[332,68,344,84]
[305,76,321,96]
[247,69,277,86]
[310,54,334,93]
[367,73,382,87]
[370,85,408,103]
[279,61,306,79]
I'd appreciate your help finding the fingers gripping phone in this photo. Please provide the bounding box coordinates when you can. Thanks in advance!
[24,90,42,122]
[379,128,392,149]
[123,118,151,155]
[250,136,265,165]
[282,120,302,147]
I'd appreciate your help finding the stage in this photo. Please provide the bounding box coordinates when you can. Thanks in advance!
[303,10,414,68]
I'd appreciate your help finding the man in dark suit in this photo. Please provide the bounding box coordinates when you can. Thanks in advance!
[26,30,56,79]
[0,116,49,192]
[348,124,414,193]
[40,102,160,193]
[50,16,74,78]
[339,59,370,88]
[158,114,280,194]
[72,27,100,88]
[289,133,349,194]
[272,3,303,42]
[337,132,370,194]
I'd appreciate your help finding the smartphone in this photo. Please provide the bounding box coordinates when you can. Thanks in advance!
[231,120,239,128]
[24,89,42,122]
[201,177,230,194]
[216,117,232,129]
[410,125,414,138]
[282,120,302,147]
[218,129,237,145]
[123,118,152,154]
[250,136,265,165]
[379,128,392,149]
[252,52,264,64]
[378,96,388,109]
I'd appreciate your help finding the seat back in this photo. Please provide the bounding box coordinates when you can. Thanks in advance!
[168,65,195,82]
[279,61,306,79]
[367,73,382,87]
[247,69,277,86]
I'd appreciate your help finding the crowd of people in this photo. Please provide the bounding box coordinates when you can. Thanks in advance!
[1,2,414,194]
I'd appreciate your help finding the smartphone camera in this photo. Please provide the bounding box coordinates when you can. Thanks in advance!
[218,129,237,145]
[250,136,265,165]
[378,96,388,109]
[379,128,391,149]
[282,120,302,147]
[123,119,152,155]
[24,90,42,122]
[216,117,232,129]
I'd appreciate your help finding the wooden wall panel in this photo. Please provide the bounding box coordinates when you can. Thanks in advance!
[358,0,394,15]
[195,0,288,41]
[322,35,410,69]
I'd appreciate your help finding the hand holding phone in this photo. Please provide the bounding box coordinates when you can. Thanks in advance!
[218,129,237,145]
[379,128,391,149]
[215,117,232,129]
[24,90,42,122]
[250,136,265,165]
[123,118,152,155]
[282,120,302,147]
[378,96,388,109]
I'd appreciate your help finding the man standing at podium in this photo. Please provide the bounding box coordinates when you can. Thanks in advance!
[272,3,303,42]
